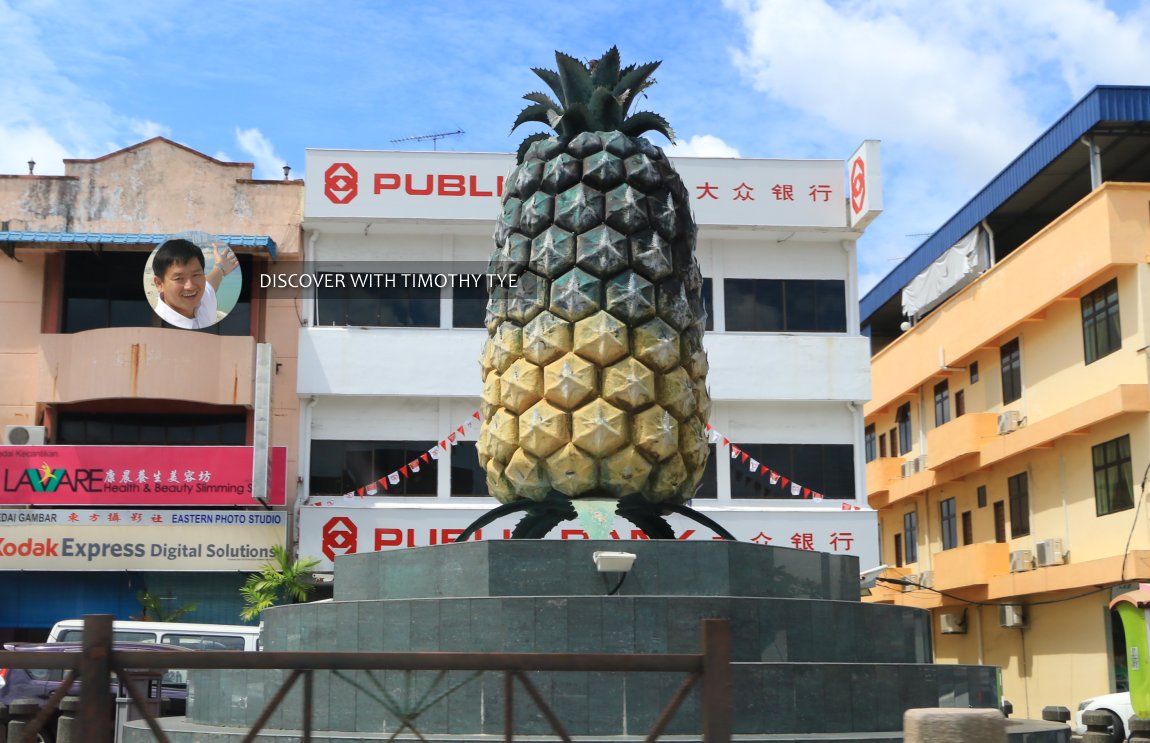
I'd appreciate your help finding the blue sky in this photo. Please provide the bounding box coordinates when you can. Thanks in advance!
[5,0,1150,294]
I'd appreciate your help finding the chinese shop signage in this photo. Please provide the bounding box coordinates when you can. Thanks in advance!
[0,446,287,506]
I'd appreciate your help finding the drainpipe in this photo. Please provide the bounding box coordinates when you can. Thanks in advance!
[1081,137,1102,190]
[291,395,318,561]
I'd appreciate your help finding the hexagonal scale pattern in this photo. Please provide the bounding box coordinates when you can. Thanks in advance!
[582,151,625,190]
[543,353,597,410]
[522,311,573,366]
[511,160,544,197]
[657,367,697,421]
[573,311,628,366]
[499,358,542,413]
[647,453,689,501]
[541,152,581,194]
[599,447,652,496]
[606,270,656,324]
[576,225,628,277]
[545,443,597,496]
[631,230,673,282]
[506,271,547,325]
[529,226,575,279]
[656,279,693,331]
[484,408,519,463]
[567,131,604,158]
[572,399,628,457]
[520,191,554,237]
[633,406,679,461]
[633,317,680,372]
[648,189,680,241]
[602,357,655,410]
[604,184,649,235]
[503,449,550,500]
[554,183,605,234]
[624,154,662,191]
[518,401,570,458]
[550,268,601,322]
[489,323,522,374]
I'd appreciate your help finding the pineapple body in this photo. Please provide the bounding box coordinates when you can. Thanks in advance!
[479,131,711,505]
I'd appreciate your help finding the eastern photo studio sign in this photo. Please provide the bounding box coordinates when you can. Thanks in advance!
[0,446,287,506]
[0,509,285,571]
[298,503,878,572]
[305,149,850,228]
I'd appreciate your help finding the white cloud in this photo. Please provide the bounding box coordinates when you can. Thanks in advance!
[235,127,286,180]
[129,120,172,141]
[668,134,741,158]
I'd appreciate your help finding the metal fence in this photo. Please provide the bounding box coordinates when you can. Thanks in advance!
[0,614,733,743]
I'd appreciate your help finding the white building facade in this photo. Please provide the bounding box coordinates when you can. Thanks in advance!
[296,146,882,571]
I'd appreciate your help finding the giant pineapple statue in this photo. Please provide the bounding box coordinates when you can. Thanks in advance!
[475,48,722,538]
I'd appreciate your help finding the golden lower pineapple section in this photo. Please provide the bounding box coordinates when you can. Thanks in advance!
[479,310,710,505]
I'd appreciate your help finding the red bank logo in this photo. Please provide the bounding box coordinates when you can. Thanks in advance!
[324,162,359,204]
[849,157,866,215]
[321,516,357,562]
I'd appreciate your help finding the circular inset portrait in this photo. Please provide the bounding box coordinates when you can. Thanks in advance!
[143,231,242,330]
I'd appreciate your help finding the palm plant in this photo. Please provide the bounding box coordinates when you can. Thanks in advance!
[239,544,321,621]
[135,590,197,622]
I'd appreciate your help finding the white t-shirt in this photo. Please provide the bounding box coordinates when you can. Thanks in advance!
[154,282,219,329]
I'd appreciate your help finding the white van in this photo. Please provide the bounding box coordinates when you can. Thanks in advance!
[47,619,261,651]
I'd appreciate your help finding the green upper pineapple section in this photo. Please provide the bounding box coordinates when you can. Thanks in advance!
[513,47,676,162]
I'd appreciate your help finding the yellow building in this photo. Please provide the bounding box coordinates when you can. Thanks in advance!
[861,86,1150,718]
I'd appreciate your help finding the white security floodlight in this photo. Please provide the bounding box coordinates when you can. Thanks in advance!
[593,551,637,573]
[859,564,890,590]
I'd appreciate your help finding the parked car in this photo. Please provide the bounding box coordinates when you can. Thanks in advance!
[0,641,193,743]
[1076,690,1132,743]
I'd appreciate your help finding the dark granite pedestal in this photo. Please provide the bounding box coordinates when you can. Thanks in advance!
[123,540,1069,742]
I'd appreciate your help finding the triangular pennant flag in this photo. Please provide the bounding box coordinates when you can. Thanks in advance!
[813,492,825,502]
[769,472,780,484]
[705,423,713,431]
[342,491,354,500]
[740,451,749,463]
[380,477,389,491]
[356,487,366,497]
[388,472,400,485]
[366,484,378,496]
[802,487,811,498]
[409,460,420,473]
[730,446,740,459]
[400,466,409,478]
[748,458,760,473]
[760,466,770,477]
[780,477,790,488]
[421,452,430,463]
[457,425,466,436]
[440,440,448,450]
[448,433,457,444]
[472,410,481,420]
[722,438,730,447]
[429,446,441,460]
[790,482,801,496]
[709,430,721,444]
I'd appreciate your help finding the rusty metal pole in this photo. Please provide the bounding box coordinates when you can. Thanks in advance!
[79,615,114,743]
[700,619,731,742]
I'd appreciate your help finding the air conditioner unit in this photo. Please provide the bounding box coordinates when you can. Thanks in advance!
[939,611,967,634]
[1009,549,1035,573]
[1036,538,1066,567]
[901,458,920,478]
[3,425,46,446]
[998,604,1026,629]
[918,570,935,588]
[902,573,920,592]
[997,410,1021,435]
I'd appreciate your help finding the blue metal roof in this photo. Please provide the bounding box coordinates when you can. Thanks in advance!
[0,231,278,260]
[860,85,1150,325]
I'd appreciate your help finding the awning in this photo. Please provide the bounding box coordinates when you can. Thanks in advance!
[0,231,278,261]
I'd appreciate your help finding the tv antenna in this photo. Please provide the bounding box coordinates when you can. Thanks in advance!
[390,129,465,150]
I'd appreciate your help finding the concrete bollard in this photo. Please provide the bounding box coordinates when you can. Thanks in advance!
[1042,705,1071,724]
[1130,715,1150,741]
[904,707,1007,743]
[56,696,81,743]
[7,698,44,743]
[1083,708,1124,743]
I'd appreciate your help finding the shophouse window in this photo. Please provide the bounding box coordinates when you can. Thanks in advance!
[933,381,950,427]
[56,413,246,445]
[316,276,439,327]
[1082,279,1121,364]
[723,278,846,333]
[961,511,973,545]
[1094,434,1134,516]
[449,442,488,495]
[939,497,957,550]
[701,278,714,331]
[954,389,965,417]
[1000,338,1022,404]
[693,444,719,499]
[889,427,898,458]
[1008,472,1030,538]
[977,485,987,508]
[879,433,888,458]
[452,284,488,329]
[62,251,252,335]
[896,404,912,455]
[993,501,1006,543]
[893,533,904,567]
[969,361,979,383]
[728,443,854,499]
[903,510,918,564]
[864,425,877,462]
[310,440,437,496]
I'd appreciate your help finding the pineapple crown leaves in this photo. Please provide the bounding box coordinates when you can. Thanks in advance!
[513,46,676,162]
